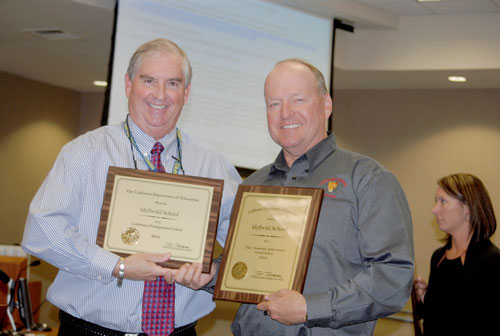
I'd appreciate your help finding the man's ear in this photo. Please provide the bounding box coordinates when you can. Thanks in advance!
[183,83,192,103]
[323,94,333,120]
[125,73,132,98]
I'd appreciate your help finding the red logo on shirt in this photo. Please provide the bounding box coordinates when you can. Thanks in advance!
[319,178,346,198]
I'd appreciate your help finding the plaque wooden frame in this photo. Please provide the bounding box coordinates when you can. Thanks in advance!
[213,184,323,303]
[96,166,224,273]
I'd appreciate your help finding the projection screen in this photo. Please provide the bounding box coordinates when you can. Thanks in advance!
[107,0,333,169]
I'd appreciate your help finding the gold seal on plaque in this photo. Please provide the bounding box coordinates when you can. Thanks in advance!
[231,261,248,280]
[121,227,140,245]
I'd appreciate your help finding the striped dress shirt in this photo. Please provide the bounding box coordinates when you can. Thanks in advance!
[22,118,241,332]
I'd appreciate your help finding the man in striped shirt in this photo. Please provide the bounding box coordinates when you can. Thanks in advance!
[22,38,241,336]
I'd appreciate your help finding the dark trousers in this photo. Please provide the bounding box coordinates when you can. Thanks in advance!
[58,310,197,336]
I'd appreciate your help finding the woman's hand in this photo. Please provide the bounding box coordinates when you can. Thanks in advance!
[413,275,428,303]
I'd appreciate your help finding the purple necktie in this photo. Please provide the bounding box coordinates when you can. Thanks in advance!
[142,142,175,335]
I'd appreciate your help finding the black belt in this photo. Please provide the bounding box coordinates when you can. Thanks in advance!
[59,310,197,336]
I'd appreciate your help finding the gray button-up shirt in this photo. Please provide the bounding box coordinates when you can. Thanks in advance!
[231,133,414,335]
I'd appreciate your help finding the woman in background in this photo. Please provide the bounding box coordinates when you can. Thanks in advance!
[414,173,500,335]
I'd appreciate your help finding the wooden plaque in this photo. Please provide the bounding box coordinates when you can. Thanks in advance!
[96,166,224,273]
[214,184,323,303]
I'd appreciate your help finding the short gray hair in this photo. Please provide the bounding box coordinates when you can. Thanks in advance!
[127,38,192,86]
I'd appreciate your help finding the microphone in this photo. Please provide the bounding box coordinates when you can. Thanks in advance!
[26,260,40,268]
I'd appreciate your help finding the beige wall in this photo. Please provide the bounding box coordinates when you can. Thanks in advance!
[0,71,105,328]
[78,92,106,135]
[2,71,499,334]
[0,72,79,244]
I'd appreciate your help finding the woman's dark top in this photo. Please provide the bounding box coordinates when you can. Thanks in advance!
[421,239,500,335]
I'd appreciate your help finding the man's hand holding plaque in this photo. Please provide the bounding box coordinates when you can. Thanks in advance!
[166,261,217,290]
[256,289,308,325]
[111,252,172,281]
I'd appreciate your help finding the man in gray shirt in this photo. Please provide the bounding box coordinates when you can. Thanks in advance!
[231,59,414,335]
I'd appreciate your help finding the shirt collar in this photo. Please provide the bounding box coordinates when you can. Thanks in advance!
[126,117,177,156]
[270,132,337,174]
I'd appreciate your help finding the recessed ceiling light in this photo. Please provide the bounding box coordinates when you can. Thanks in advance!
[93,80,108,87]
[448,76,467,83]
[20,28,81,40]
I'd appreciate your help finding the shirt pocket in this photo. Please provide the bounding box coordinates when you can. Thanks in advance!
[311,196,359,263]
